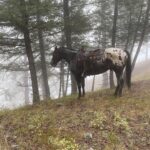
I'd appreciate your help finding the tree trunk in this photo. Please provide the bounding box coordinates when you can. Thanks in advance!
[65,67,70,96]
[102,72,109,88]
[99,2,109,89]
[37,19,50,100]
[146,43,148,60]
[36,0,50,100]
[60,61,65,96]
[110,0,119,88]
[63,0,77,94]
[24,57,30,105]
[130,3,143,55]
[23,30,40,103]
[24,71,30,105]
[59,73,62,98]
[112,0,118,47]
[91,76,96,92]
[20,0,40,103]
[124,12,132,51]
[123,11,132,83]
[132,0,150,71]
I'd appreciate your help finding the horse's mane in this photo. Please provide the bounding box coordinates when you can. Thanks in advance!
[63,47,78,54]
[63,47,104,55]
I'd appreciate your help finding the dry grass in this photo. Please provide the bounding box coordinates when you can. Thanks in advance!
[0,80,150,150]
[132,60,150,81]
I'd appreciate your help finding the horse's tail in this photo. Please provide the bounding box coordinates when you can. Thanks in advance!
[125,51,132,89]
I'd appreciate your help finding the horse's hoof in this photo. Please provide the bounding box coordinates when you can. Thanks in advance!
[114,93,122,97]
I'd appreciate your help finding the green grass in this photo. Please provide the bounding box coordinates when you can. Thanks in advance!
[0,80,150,150]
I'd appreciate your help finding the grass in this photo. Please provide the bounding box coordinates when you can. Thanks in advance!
[0,80,150,150]
[133,70,150,81]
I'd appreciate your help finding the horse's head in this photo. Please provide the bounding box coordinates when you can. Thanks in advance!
[51,46,62,67]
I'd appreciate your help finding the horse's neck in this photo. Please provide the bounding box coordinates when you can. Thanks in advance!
[62,49,76,63]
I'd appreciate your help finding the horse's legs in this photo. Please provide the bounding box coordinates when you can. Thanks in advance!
[114,73,120,96]
[76,78,82,99]
[118,78,124,96]
[118,67,125,96]
[114,69,123,96]
[118,68,125,96]
[81,77,85,97]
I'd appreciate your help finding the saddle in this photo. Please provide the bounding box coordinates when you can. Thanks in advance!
[85,49,104,62]
[76,48,104,65]
[76,48,104,76]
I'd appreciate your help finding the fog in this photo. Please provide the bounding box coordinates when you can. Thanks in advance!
[0,43,149,110]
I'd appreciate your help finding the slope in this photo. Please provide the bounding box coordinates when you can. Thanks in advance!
[0,80,150,150]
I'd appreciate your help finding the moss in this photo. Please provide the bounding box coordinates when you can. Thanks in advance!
[90,111,107,129]
[48,136,79,150]
[113,112,131,134]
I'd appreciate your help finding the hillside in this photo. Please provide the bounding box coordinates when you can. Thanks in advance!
[133,59,150,81]
[0,80,150,150]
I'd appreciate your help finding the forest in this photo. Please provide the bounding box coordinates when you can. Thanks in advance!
[0,0,149,104]
[0,0,150,149]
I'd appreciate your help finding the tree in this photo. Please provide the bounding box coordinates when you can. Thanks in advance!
[62,0,90,94]
[93,0,113,88]
[0,0,40,103]
[19,0,40,103]
[23,56,30,105]
[130,2,143,55]
[63,0,77,94]
[110,0,119,88]
[132,0,150,71]
[35,0,50,99]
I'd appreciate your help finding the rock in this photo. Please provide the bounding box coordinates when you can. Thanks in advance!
[11,144,19,149]
[88,147,94,150]
[84,132,93,140]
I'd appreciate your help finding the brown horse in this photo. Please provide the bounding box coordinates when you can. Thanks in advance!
[51,47,131,98]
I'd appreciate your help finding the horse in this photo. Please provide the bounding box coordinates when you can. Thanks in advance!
[50,46,131,98]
